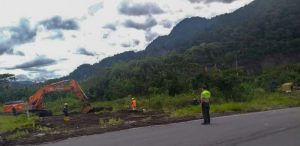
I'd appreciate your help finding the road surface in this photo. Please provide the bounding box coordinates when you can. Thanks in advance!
[39,107,300,146]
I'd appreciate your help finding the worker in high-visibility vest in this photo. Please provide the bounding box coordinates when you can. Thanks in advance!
[200,85,211,125]
[131,98,137,111]
[63,103,70,121]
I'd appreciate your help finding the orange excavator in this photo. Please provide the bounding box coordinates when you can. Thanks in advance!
[3,80,93,116]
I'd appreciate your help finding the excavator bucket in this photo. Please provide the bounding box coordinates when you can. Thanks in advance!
[81,103,94,113]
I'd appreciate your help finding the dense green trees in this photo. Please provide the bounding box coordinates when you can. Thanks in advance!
[82,48,300,101]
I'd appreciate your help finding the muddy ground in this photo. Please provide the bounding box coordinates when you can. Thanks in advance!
[0,110,197,146]
[0,107,269,146]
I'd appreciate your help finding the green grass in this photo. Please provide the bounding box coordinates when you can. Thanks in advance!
[92,98,131,112]
[171,92,300,118]
[91,91,300,119]
[0,114,37,132]
[92,93,198,113]
[99,118,124,128]
[5,130,30,139]
[170,106,201,118]
[29,90,300,120]
[36,126,51,132]
[45,97,82,115]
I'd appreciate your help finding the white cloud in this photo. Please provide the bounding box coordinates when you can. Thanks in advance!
[0,0,254,81]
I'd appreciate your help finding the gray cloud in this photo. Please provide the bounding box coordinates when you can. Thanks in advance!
[14,51,25,56]
[59,58,68,61]
[194,6,203,10]
[160,19,173,28]
[121,40,140,48]
[39,16,79,30]
[103,23,117,31]
[77,48,96,56]
[88,2,103,16]
[10,57,57,69]
[34,71,60,82]
[21,68,48,72]
[121,43,131,48]
[15,74,31,81]
[133,40,140,46]
[189,0,237,3]
[44,30,64,40]
[6,49,25,56]
[15,71,58,82]
[0,16,78,56]
[123,17,157,30]
[119,1,164,16]
[102,33,110,39]
[0,19,36,55]
[145,30,159,42]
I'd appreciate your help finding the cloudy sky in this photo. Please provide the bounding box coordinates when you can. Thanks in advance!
[0,0,253,81]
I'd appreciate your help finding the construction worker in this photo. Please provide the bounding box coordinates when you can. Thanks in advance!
[131,98,137,111]
[63,103,70,121]
[12,105,17,116]
[200,85,211,125]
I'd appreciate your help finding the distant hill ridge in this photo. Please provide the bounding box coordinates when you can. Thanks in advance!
[64,0,300,81]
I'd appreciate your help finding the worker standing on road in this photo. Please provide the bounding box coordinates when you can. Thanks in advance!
[63,103,70,121]
[201,85,211,125]
[131,98,137,111]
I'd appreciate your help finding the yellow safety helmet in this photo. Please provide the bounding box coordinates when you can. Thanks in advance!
[132,98,135,100]
[64,103,68,106]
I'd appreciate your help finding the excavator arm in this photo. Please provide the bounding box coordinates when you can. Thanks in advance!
[28,79,93,113]
[3,80,93,115]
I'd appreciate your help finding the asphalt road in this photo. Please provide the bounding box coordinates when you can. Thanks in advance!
[39,107,300,146]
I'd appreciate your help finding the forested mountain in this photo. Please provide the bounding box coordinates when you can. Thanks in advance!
[146,0,300,57]
[66,0,300,81]
[61,0,300,101]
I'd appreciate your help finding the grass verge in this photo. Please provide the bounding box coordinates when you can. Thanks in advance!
[0,114,37,132]
[171,92,300,118]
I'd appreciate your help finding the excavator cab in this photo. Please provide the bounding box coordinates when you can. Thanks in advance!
[3,100,26,114]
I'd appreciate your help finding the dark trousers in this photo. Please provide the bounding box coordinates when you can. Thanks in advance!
[202,102,210,124]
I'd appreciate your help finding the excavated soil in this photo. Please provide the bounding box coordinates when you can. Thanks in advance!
[0,110,196,146]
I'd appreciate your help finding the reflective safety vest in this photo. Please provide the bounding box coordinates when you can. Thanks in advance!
[201,90,211,101]
[132,99,137,108]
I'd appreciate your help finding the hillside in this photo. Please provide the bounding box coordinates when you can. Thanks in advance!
[65,0,300,82]
[54,0,300,101]
[144,0,300,70]
[64,51,142,81]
